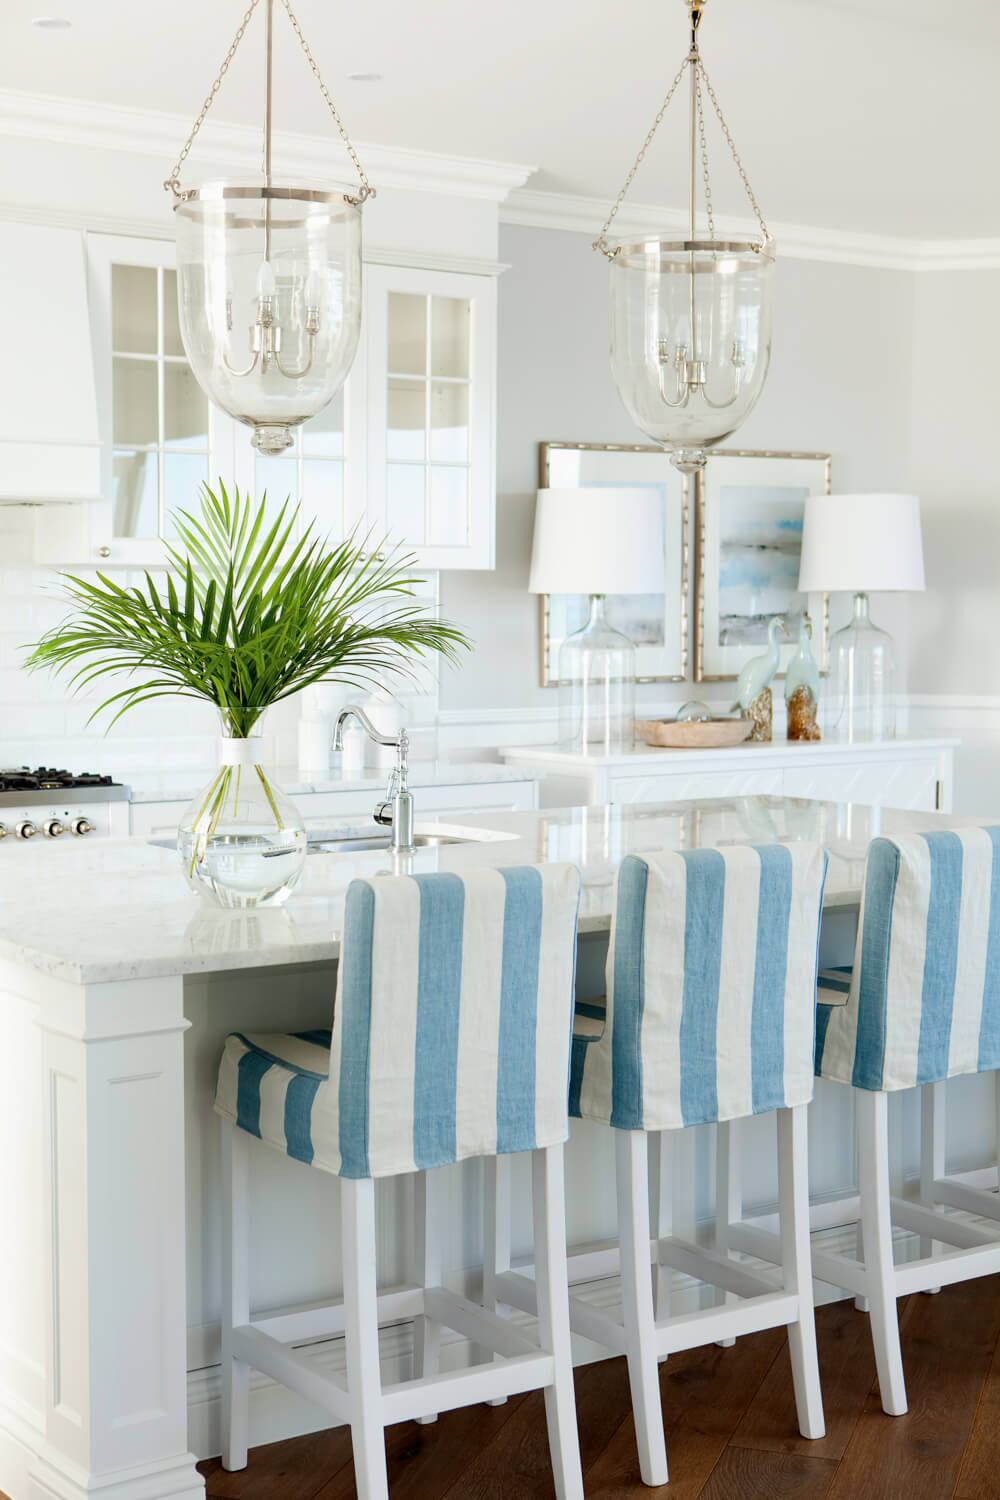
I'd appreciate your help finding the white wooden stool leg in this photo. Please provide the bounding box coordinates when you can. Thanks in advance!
[483,1153,511,1405]
[650,1130,672,1330]
[220,1116,250,1472]
[920,1082,945,1293]
[413,1168,442,1422]
[617,1130,669,1487]
[852,1096,870,1312]
[777,1106,825,1440]
[532,1144,584,1500]
[857,1089,908,1417]
[343,1177,389,1500]
[715,1119,740,1347]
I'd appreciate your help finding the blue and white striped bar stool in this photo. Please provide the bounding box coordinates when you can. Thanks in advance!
[490,843,828,1488]
[214,864,584,1500]
[810,827,1000,1415]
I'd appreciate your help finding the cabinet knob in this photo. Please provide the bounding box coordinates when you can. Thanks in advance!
[97,546,111,558]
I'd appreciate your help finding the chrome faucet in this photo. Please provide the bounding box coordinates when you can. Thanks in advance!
[333,705,414,853]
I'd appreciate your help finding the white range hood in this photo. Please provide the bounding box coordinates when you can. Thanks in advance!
[0,221,101,504]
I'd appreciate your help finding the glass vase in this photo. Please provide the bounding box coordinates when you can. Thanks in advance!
[177,718,307,908]
[558,595,636,755]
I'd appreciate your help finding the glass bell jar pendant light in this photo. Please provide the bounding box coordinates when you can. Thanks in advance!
[164,0,373,454]
[596,0,775,474]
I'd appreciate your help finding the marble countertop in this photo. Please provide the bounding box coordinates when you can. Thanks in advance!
[126,759,534,804]
[0,797,979,988]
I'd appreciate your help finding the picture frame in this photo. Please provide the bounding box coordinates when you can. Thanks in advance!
[693,448,831,684]
[537,442,689,686]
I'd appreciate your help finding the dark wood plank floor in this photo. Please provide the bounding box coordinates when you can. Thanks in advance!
[192,1276,1000,1500]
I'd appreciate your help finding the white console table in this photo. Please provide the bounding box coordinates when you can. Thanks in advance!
[500,736,958,814]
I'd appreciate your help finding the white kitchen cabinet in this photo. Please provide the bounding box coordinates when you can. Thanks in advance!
[500,738,958,814]
[129,767,537,839]
[0,222,101,504]
[35,236,497,571]
[363,263,496,570]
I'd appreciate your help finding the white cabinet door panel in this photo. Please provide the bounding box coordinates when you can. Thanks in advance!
[782,759,940,812]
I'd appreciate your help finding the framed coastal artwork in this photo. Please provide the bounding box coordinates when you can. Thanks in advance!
[537,442,688,685]
[693,449,831,683]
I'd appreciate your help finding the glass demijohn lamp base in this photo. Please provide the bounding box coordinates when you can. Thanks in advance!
[558,595,637,755]
[823,592,896,743]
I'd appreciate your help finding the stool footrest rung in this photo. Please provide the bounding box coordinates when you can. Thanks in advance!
[894,1243,1000,1296]
[251,1285,423,1345]
[382,1352,555,1425]
[932,1175,1000,1222]
[232,1325,351,1424]
[890,1197,1000,1250]
[656,1290,799,1355]
[423,1287,541,1361]
[656,1236,779,1301]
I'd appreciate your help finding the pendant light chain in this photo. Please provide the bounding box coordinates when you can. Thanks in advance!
[695,67,715,241]
[278,0,374,205]
[594,6,770,258]
[593,54,690,258]
[164,0,262,196]
[163,0,374,205]
[697,58,769,244]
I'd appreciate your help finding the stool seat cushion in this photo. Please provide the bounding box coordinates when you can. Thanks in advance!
[217,1029,333,1167]
[816,827,1000,1092]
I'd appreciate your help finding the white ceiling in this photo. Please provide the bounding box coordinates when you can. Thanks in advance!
[5,0,1000,238]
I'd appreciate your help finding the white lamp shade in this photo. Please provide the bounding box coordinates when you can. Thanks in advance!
[529,487,666,595]
[797,493,926,594]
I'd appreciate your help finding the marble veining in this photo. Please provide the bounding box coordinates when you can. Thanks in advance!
[0,797,977,987]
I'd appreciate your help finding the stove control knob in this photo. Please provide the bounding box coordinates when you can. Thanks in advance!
[44,819,65,838]
[0,823,7,839]
[73,818,94,837]
[16,821,38,840]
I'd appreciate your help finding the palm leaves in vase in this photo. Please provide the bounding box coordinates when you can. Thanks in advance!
[25,483,471,896]
[25,481,469,733]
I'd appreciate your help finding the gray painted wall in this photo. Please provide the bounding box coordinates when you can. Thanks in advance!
[441,224,917,712]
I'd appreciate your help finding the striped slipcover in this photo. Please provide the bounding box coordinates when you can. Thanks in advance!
[815,827,1000,1092]
[572,843,828,1132]
[215,863,581,1178]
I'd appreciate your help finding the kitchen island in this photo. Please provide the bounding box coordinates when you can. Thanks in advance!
[0,796,991,1500]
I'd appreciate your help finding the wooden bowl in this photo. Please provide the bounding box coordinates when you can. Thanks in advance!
[635,717,752,750]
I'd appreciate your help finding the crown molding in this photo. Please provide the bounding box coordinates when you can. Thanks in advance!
[500,188,1000,273]
[0,88,536,203]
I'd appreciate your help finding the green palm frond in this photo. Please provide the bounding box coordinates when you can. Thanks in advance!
[25,482,471,736]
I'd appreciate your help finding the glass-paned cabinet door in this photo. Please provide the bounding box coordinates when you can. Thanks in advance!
[366,264,496,570]
[242,374,366,547]
[86,233,236,565]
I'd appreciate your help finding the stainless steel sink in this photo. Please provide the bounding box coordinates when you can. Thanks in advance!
[307,826,517,854]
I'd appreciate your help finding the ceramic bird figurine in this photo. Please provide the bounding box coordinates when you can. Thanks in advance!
[732,615,785,712]
[731,615,785,743]
[785,615,822,741]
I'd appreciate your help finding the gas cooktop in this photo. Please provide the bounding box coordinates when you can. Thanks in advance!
[0,767,121,793]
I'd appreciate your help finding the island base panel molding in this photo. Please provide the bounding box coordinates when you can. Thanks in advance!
[0,962,204,1500]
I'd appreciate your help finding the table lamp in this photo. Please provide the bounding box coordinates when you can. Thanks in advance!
[797,492,925,742]
[529,487,665,753]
